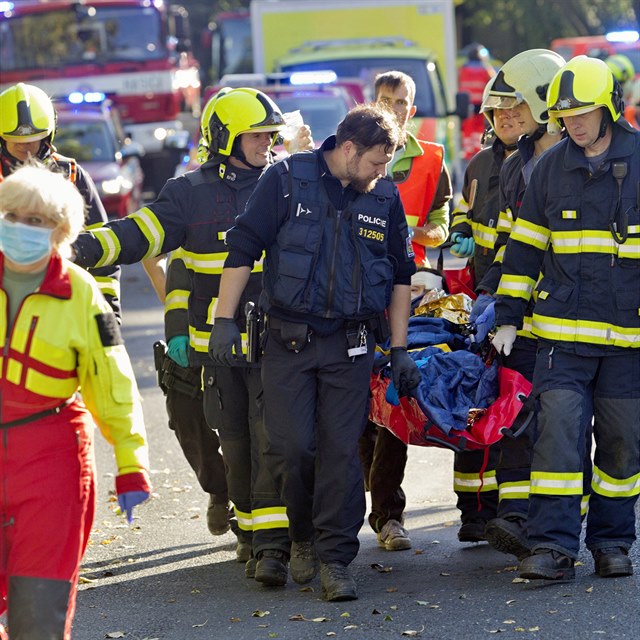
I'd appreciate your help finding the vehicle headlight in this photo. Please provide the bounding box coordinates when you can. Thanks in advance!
[101,176,132,195]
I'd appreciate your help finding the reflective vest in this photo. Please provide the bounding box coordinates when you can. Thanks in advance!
[265,154,396,318]
[395,140,444,267]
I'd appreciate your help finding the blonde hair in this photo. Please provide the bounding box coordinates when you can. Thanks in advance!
[0,164,86,257]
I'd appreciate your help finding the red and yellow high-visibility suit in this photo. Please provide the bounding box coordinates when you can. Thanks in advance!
[0,253,150,639]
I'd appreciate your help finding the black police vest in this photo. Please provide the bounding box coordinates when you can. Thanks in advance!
[265,153,396,319]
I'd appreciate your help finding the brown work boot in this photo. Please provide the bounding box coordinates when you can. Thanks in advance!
[254,549,289,587]
[206,496,231,536]
[320,562,357,601]
[520,549,575,581]
[592,547,633,578]
[235,540,252,563]
[290,540,319,584]
[377,519,412,551]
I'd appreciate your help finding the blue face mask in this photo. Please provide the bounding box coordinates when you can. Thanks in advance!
[0,218,54,266]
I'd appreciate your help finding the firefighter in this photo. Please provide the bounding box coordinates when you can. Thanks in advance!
[208,104,420,601]
[72,88,304,585]
[470,49,567,560]
[605,54,638,128]
[493,56,639,580]
[448,73,523,543]
[0,165,150,639]
[357,70,451,553]
[0,82,121,319]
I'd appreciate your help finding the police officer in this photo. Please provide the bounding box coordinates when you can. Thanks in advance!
[209,104,420,601]
[493,56,640,580]
[0,82,121,319]
[72,88,298,583]
[447,73,522,543]
[358,70,452,552]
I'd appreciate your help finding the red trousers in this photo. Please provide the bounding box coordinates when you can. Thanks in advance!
[0,402,96,639]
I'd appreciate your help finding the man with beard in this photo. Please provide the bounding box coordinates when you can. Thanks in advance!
[208,104,421,601]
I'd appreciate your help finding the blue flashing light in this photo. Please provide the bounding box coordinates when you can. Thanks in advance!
[289,70,337,86]
[0,2,15,12]
[67,91,106,104]
[605,30,639,43]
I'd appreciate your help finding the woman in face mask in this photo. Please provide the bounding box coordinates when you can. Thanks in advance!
[0,164,151,639]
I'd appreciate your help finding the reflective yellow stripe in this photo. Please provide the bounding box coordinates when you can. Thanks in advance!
[91,227,121,267]
[453,470,497,492]
[498,481,530,501]
[182,250,227,275]
[618,236,640,260]
[131,207,165,258]
[26,368,78,398]
[189,326,248,354]
[405,214,419,227]
[496,208,513,235]
[93,275,120,300]
[551,230,617,254]
[516,315,536,340]
[591,466,640,498]
[252,507,289,531]
[234,507,253,532]
[532,314,640,348]
[471,221,497,249]
[511,218,551,251]
[497,274,536,300]
[530,471,583,495]
[494,244,506,264]
[166,289,189,312]
[581,494,590,517]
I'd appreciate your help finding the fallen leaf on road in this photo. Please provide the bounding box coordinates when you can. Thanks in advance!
[252,610,270,617]
[191,620,207,628]
[106,633,126,639]
[229,617,240,623]
[585,586,593,593]
[390,605,398,610]
[506,599,516,605]
[384,614,393,621]
[440,572,450,576]
[344,624,358,630]
[512,577,529,583]
[387,587,398,592]
[402,630,422,637]
[78,576,93,584]
[528,627,539,632]
[326,633,337,637]
[371,563,393,573]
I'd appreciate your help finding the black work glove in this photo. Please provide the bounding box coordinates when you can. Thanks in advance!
[208,318,243,367]
[390,347,421,397]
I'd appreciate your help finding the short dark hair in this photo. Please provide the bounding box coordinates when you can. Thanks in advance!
[374,70,416,105]
[335,103,400,155]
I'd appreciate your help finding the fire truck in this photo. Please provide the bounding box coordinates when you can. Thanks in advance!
[0,0,200,194]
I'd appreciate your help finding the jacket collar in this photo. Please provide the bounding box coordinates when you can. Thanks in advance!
[563,124,638,172]
[0,253,72,299]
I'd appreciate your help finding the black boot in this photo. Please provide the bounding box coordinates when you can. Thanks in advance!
[254,549,289,586]
[520,548,575,580]
[593,547,633,578]
[485,515,531,560]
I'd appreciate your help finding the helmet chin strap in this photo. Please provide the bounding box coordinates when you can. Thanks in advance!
[595,110,610,142]
[528,124,547,142]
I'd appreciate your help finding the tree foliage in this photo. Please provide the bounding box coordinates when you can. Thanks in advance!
[455,0,638,60]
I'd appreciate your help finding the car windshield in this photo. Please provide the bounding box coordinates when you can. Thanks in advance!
[0,6,165,71]
[55,121,115,164]
[281,57,446,117]
[272,93,349,143]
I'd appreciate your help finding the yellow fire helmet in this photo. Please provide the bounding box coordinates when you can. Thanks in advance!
[196,86,232,164]
[484,49,566,125]
[199,87,285,160]
[547,55,633,133]
[479,74,499,130]
[605,54,635,84]
[0,82,56,144]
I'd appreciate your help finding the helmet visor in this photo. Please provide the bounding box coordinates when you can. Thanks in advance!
[482,93,524,111]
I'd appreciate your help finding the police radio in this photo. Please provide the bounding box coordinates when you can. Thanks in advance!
[245,301,263,364]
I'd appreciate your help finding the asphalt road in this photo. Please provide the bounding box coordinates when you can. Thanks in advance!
[71,261,640,640]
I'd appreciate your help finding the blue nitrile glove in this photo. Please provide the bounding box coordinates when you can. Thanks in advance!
[469,293,494,323]
[390,347,422,398]
[472,300,495,344]
[450,232,475,258]
[117,491,150,524]
[167,335,189,368]
[208,318,243,366]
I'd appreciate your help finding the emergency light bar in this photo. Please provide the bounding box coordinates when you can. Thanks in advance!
[605,30,639,43]
[289,71,337,85]
[68,91,107,104]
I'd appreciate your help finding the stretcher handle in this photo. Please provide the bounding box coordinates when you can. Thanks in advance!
[499,393,535,439]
